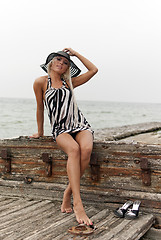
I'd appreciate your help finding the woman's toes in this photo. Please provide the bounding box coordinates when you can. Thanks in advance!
[66,208,73,213]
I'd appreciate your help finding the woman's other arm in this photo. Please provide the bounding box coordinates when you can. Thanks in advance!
[30,77,44,138]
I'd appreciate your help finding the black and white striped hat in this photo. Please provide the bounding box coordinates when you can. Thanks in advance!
[40,51,81,78]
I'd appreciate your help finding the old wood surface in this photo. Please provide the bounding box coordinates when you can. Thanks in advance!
[0,195,155,240]
[1,133,161,216]
[141,227,161,240]
[0,178,161,218]
[1,135,161,194]
[1,122,161,239]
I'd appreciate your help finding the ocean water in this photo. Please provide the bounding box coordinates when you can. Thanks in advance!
[1,97,161,139]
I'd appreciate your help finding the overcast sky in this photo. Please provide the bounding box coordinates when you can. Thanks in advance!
[0,0,161,103]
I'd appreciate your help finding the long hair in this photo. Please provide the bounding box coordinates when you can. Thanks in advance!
[62,67,78,122]
[47,61,52,74]
[47,60,78,122]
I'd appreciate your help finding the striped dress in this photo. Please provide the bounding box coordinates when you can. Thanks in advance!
[45,76,94,140]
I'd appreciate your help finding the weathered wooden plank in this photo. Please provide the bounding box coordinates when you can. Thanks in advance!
[122,215,155,240]
[96,214,155,240]
[59,212,155,240]
[1,202,60,240]
[89,213,122,240]
[1,179,161,219]
[18,209,61,239]
[1,128,161,222]
[0,196,11,203]
[141,227,161,240]
[44,207,108,240]
[0,201,55,240]
[0,198,16,208]
[0,200,48,229]
[55,209,112,240]
[0,201,54,228]
[21,206,93,240]
[78,212,120,240]
[0,198,29,216]
[0,195,156,240]
[2,139,161,191]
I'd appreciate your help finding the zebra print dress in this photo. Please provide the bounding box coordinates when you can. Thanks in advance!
[45,76,94,140]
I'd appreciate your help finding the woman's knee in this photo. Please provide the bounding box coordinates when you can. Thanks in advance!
[68,142,80,158]
[81,145,93,160]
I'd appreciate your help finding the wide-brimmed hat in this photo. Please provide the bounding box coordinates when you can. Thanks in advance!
[40,51,81,78]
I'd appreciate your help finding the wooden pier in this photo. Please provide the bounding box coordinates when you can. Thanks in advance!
[1,122,161,239]
[0,195,155,240]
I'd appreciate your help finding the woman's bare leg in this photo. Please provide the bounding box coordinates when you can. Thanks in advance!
[76,130,93,174]
[56,132,93,225]
[61,184,72,213]
[63,130,93,202]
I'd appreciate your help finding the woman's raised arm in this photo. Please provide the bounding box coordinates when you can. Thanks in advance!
[63,48,98,88]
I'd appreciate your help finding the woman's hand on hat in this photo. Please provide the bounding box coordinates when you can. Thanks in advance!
[63,48,76,57]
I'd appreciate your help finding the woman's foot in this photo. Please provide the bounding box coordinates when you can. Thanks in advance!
[74,200,93,226]
[61,186,73,213]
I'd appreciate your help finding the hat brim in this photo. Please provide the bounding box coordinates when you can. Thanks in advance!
[40,52,81,78]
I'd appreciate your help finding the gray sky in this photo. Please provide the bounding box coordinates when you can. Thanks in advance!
[0,0,161,103]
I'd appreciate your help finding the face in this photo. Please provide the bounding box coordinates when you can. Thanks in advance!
[50,56,70,75]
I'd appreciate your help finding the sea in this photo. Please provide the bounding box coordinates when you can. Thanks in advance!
[1,97,161,139]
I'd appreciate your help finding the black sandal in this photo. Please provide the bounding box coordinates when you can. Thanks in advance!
[113,201,133,218]
[125,200,141,219]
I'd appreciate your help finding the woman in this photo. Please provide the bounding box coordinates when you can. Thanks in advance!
[31,48,98,226]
